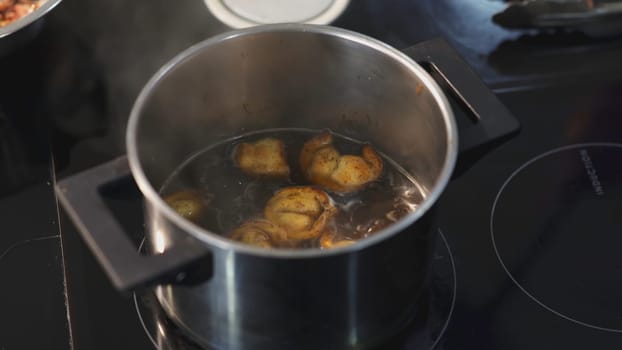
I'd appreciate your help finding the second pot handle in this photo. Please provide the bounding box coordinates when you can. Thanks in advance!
[403,39,519,171]
[56,156,212,292]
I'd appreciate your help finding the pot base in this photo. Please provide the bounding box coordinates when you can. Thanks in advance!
[135,229,456,350]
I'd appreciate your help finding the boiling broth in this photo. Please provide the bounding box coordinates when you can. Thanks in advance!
[160,129,426,249]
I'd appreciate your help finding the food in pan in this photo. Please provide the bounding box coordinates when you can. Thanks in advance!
[319,230,355,249]
[161,129,424,250]
[163,190,206,222]
[0,0,45,27]
[228,219,288,248]
[300,131,383,193]
[264,186,337,240]
[234,137,290,178]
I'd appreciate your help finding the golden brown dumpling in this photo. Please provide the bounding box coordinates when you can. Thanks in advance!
[264,186,337,240]
[234,137,290,178]
[319,230,356,249]
[163,190,206,221]
[300,132,383,193]
[228,219,288,248]
[299,131,334,172]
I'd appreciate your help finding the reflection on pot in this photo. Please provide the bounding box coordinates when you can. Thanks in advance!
[134,229,457,350]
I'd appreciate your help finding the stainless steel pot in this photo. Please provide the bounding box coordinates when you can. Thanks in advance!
[57,24,518,350]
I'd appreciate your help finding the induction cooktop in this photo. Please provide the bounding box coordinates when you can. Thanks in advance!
[1,0,621,349]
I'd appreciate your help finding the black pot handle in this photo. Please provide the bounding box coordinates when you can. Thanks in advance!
[403,39,520,173]
[55,156,212,292]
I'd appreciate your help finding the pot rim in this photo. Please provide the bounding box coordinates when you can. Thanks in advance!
[126,23,458,258]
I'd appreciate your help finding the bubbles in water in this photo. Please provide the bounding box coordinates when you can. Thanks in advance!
[160,129,427,248]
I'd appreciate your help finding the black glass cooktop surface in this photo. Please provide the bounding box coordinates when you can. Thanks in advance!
[1,0,622,349]
[491,144,622,333]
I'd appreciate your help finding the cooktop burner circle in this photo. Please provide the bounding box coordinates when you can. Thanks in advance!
[134,229,456,349]
[491,143,622,333]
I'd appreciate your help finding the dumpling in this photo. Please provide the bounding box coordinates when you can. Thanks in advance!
[234,137,290,178]
[228,219,288,248]
[300,131,383,193]
[163,190,206,221]
[264,186,337,240]
[319,230,356,249]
